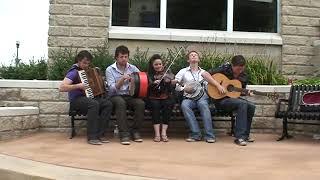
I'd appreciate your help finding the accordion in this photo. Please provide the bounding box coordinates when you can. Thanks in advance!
[78,67,106,98]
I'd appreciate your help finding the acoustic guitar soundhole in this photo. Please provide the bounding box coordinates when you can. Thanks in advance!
[227,85,234,92]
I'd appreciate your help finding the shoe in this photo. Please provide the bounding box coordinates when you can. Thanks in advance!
[88,139,103,145]
[186,137,201,142]
[234,138,247,146]
[206,138,216,143]
[245,137,255,142]
[120,136,131,145]
[132,132,143,142]
[153,136,161,142]
[99,137,110,143]
[161,135,169,142]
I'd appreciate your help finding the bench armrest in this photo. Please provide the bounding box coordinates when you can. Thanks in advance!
[275,98,289,117]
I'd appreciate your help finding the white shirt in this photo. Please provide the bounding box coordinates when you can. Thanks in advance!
[175,66,207,95]
[105,62,140,96]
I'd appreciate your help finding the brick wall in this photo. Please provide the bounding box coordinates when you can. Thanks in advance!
[281,0,320,79]
[48,0,110,56]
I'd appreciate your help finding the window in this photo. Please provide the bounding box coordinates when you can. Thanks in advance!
[166,0,227,31]
[110,0,281,44]
[112,0,278,33]
[112,0,160,27]
[234,0,278,32]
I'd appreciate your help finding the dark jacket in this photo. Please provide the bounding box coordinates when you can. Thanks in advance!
[209,62,249,89]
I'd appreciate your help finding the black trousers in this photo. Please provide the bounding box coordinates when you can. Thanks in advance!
[71,96,113,140]
[110,95,145,138]
[148,98,174,125]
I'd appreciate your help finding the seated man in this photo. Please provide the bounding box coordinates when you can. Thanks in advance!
[209,55,256,146]
[105,45,145,145]
[59,50,113,145]
[175,50,224,143]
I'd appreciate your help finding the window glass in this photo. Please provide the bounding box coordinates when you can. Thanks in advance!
[112,0,160,27]
[234,0,278,32]
[166,0,227,30]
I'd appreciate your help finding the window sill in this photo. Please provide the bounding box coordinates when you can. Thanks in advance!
[109,27,282,45]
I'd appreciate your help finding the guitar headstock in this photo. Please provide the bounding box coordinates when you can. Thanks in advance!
[251,90,279,101]
[267,92,279,101]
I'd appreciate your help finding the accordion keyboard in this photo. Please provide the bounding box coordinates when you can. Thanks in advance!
[78,70,94,98]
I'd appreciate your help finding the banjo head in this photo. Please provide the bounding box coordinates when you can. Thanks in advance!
[184,81,205,100]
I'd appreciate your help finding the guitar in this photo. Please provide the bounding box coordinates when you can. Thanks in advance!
[207,73,278,100]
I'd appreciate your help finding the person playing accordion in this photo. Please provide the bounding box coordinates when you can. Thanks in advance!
[59,50,113,145]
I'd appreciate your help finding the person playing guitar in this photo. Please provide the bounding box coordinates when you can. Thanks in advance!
[208,55,255,146]
[175,50,225,143]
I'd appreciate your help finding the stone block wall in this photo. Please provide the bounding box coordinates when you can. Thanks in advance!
[48,0,110,56]
[3,80,319,137]
[0,107,40,141]
[0,80,70,133]
[281,0,320,79]
[48,0,320,80]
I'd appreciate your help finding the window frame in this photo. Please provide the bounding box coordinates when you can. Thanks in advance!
[109,0,282,45]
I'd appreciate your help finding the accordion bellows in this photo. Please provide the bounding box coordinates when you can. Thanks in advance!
[78,67,106,98]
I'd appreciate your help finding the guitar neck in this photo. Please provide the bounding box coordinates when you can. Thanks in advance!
[231,87,269,96]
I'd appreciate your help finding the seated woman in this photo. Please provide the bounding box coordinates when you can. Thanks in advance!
[147,54,175,142]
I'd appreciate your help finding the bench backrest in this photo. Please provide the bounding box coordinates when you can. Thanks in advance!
[288,85,320,112]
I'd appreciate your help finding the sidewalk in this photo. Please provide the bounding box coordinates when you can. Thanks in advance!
[0,132,320,180]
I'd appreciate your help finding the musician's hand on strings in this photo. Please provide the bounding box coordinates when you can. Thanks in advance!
[217,85,226,94]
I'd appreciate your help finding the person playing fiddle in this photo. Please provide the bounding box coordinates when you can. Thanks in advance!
[147,54,175,142]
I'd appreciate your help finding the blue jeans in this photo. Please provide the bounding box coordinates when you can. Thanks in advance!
[181,93,215,140]
[216,98,255,139]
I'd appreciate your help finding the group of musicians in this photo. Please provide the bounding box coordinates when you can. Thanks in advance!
[59,45,256,146]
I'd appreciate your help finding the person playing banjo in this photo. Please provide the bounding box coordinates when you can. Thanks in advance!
[105,45,145,145]
[175,50,225,143]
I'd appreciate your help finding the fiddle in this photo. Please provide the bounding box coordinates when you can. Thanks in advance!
[153,70,175,84]
[150,69,175,98]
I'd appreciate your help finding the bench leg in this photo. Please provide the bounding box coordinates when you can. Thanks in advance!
[277,117,293,141]
[70,116,76,139]
[227,115,235,136]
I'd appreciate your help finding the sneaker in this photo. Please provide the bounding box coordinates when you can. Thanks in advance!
[88,139,103,145]
[99,137,110,143]
[120,136,131,145]
[132,132,143,142]
[234,138,247,146]
[186,137,201,142]
[206,138,216,143]
[245,137,255,143]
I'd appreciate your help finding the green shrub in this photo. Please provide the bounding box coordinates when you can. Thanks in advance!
[47,48,76,80]
[130,47,149,72]
[163,46,189,74]
[294,78,320,85]
[246,56,287,85]
[91,42,115,74]
[0,58,47,80]
[0,43,288,85]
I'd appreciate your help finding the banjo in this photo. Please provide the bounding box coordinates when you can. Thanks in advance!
[183,79,206,101]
